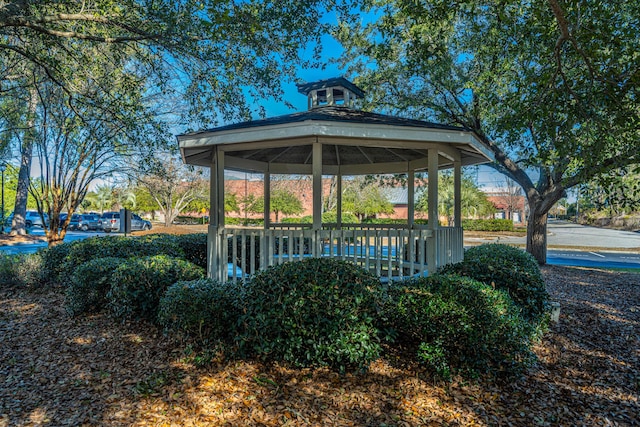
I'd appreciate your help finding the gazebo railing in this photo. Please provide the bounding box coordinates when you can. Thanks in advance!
[215,225,464,282]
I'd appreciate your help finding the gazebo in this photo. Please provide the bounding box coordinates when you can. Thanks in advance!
[178,77,494,282]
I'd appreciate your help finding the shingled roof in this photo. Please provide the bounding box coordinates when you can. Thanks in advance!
[179,106,465,138]
[178,78,494,174]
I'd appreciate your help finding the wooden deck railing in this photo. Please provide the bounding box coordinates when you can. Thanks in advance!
[211,224,463,282]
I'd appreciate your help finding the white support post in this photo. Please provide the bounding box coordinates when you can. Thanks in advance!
[408,168,415,228]
[454,160,462,227]
[312,142,322,231]
[427,148,439,272]
[336,170,342,228]
[208,149,222,281]
[264,169,271,228]
[217,150,225,230]
[262,169,271,271]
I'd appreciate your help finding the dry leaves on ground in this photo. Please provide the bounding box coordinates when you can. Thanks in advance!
[0,266,638,426]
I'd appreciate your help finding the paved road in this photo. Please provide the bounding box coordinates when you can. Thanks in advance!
[466,219,640,249]
[545,220,640,249]
[463,219,640,269]
[0,229,108,255]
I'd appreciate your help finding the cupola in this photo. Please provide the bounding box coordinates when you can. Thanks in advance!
[296,77,365,109]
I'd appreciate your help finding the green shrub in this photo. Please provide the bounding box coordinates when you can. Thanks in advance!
[0,252,45,287]
[440,244,549,323]
[238,258,384,372]
[108,255,205,321]
[39,241,76,285]
[462,219,515,232]
[65,257,123,316]
[362,218,429,225]
[385,274,533,379]
[158,278,242,343]
[173,215,207,225]
[283,211,360,224]
[225,217,264,226]
[56,235,185,284]
[168,233,207,269]
[0,253,17,286]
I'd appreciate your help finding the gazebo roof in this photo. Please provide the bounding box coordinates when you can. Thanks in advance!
[178,81,494,175]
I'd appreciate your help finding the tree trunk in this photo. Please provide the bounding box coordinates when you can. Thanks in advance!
[526,204,548,265]
[164,208,172,227]
[10,89,38,236]
[524,184,566,265]
[47,230,66,247]
[10,146,33,235]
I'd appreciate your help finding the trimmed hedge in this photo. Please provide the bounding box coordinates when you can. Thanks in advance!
[65,257,124,316]
[238,258,384,371]
[385,274,534,379]
[169,233,207,269]
[439,244,549,323]
[107,255,205,322]
[462,219,515,232]
[158,278,242,343]
[283,212,360,224]
[362,218,429,225]
[225,217,264,226]
[39,241,75,286]
[50,235,185,285]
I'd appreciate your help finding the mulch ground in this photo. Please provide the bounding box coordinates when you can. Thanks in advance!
[0,266,638,426]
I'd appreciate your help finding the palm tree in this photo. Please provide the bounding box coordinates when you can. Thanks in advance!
[416,172,495,225]
[94,185,114,214]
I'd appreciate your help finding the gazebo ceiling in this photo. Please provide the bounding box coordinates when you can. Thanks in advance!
[178,105,494,175]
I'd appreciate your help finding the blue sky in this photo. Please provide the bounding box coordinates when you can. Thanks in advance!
[232,8,511,193]
[249,61,504,191]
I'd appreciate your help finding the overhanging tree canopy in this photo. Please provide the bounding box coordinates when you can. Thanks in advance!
[1,0,352,237]
[338,0,640,263]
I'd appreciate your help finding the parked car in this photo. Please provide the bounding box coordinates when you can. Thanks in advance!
[98,211,152,233]
[98,212,119,232]
[5,211,50,228]
[26,211,49,228]
[69,213,100,231]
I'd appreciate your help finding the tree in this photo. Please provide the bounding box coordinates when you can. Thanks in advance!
[492,177,526,222]
[1,84,38,235]
[416,172,495,225]
[131,187,158,216]
[0,164,38,222]
[138,156,208,227]
[26,79,154,244]
[1,0,351,235]
[94,185,115,214]
[245,188,304,222]
[341,177,394,222]
[581,166,640,216]
[270,189,304,222]
[0,1,348,122]
[114,187,137,211]
[339,0,640,263]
